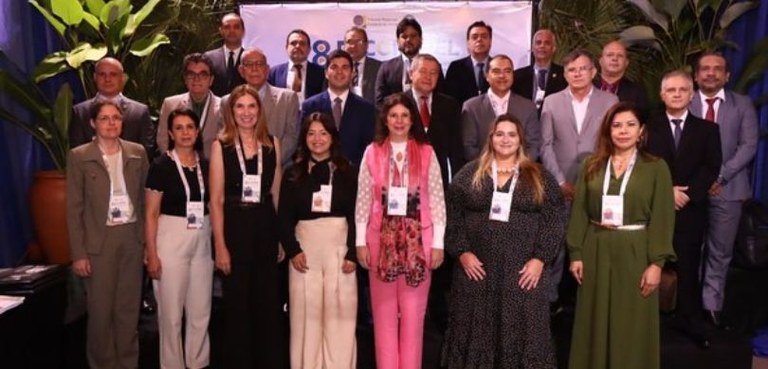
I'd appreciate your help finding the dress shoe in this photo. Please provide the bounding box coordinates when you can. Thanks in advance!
[705,310,721,327]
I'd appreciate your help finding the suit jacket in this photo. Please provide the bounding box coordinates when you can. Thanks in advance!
[540,88,618,184]
[405,89,465,186]
[301,91,375,167]
[593,77,649,112]
[157,92,222,159]
[222,84,300,168]
[375,55,445,106]
[689,90,759,201]
[359,57,382,104]
[445,56,489,106]
[70,96,155,157]
[203,47,246,97]
[646,112,722,204]
[268,61,326,101]
[461,92,541,162]
[512,63,568,108]
[66,139,149,260]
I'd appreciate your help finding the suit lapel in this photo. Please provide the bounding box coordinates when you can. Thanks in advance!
[689,92,703,118]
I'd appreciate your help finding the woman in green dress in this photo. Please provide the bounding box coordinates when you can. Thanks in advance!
[567,102,676,369]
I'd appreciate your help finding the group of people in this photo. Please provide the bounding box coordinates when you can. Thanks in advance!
[64,11,759,369]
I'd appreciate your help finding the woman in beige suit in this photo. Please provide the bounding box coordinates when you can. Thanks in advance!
[67,100,149,369]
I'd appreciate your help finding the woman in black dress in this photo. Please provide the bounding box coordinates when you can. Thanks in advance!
[209,84,285,368]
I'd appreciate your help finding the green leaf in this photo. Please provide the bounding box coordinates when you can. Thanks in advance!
[51,0,85,26]
[84,0,106,15]
[0,70,52,124]
[28,0,66,37]
[659,0,688,20]
[627,0,669,32]
[99,0,131,26]
[620,25,657,43]
[32,52,71,83]
[734,37,768,92]
[719,1,758,29]
[125,0,161,37]
[53,83,73,147]
[81,11,101,33]
[128,33,169,57]
[106,13,130,54]
[65,42,108,69]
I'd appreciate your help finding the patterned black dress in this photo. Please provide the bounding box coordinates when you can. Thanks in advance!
[442,160,565,369]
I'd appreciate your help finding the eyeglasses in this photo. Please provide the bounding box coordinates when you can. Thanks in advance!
[565,65,593,74]
[96,115,123,123]
[184,71,211,80]
[241,61,267,70]
[344,38,365,46]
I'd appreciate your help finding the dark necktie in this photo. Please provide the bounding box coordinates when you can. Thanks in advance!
[476,62,485,91]
[227,51,236,87]
[352,61,360,87]
[537,69,548,90]
[420,95,430,129]
[705,97,717,122]
[671,119,682,148]
[292,64,303,93]
[332,97,343,128]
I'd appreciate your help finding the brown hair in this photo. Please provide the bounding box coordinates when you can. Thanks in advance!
[373,93,428,144]
[218,85,273,148]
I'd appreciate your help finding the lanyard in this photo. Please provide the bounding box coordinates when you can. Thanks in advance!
[602,150,638,196]
[197,92,212,130]
[170,150,205,204]
[388,145,408,188]
[235,136,263,176]
[99,143,126,196]
[491,160,520,194]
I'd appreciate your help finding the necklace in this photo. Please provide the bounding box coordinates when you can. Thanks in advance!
[496,166,515,174]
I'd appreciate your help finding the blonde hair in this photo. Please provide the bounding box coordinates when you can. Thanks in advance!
[471,114,545,205]
[218,84,273,148]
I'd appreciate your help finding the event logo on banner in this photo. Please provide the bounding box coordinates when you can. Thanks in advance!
[240,2,533,71]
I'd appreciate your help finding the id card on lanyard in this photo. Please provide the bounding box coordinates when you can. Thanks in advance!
[387,149,408,217]
[489,161,519,222]
[235,137,263,203]
[311,163,334,213]
[601,150,637,226]
[171,150,205,229]
[102,147,131,225]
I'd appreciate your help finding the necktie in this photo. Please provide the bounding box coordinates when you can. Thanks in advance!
[475,62,485,90]
[671,119,682,148]
[227,51,236,88]
[332,97,343,128]
[292,64,303,93]
[705,97,717,122]
[352,61,360,87]
[404,58,412,85]
[419,95,430,129]
[537,69,548,90]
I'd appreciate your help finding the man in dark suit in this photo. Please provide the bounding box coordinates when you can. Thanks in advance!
[647,70,722,348]
[375,16,444,106]
[512,29,568,111]
[690,52,759,328]
[405,54,464,187]
[343,26,381,104]
[445,21,492,106]
[70,57,155,157]
[301,49,375,167]
[594,40,648,111]
[203,13,246,97]
[462,54,540,162]
[268,29,326,103]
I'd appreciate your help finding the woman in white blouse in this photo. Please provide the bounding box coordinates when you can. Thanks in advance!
[355,92,446,369]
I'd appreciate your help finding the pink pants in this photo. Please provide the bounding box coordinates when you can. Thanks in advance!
[368,268,431,369]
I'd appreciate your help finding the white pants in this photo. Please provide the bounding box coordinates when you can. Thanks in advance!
[289,217,358,369]
[153,215,213,369]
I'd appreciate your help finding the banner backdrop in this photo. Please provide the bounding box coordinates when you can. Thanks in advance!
[240,1,533,71]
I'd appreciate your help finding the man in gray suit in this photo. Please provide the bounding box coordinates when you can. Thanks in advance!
[343,26,381,104]
[690,52,759,327]
[540,49,618,309]
[222,48,300,168]
[157,53,222,159]
[203,13,246,97]
[70,57,155,157]
[461,54,540,162]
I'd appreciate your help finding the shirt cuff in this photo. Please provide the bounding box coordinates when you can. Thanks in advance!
[355,222,367,246]
[431,223,446,249]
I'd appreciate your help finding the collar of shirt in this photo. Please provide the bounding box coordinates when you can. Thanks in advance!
[412,90,433,113]
[487,89,511,115]
[566,85,594,103]
[471,56,489,67]
[600,77,620,94]
[95,92,125,104]
[329,89,350,110]
[288,60,308,73]
[223,46,243,56]
[667,110,689,131]
[698,88,726,105]
[534,63,551,74]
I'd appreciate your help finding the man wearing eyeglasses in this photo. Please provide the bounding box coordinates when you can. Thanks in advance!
[540,49,618,312]
[204,13,247,97]
[70,57,155,157]
[268,29,326,103]
[157,53,222,159]
[461,54,540,161]
[222,48,300,167]
[342,26,381,104]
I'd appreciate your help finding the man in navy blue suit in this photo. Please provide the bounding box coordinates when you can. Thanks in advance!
[268,29,326,103]
[445,21,492,106]
[301,49,375,167]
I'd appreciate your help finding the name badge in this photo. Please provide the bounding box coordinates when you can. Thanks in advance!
[108,194,131,225]
[242,174,261,203]
[311,185,332,213]
[535,90,546,108]
[601,195,624,226]
[186,201,204,229]
[387,186,408,216]
[489,191,512,222]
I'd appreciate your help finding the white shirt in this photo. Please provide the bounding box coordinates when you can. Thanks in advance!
[401,54,413,91]
[487,89,511,117]
[288,60,308,102]
[568,87,593,134]
[697,89,726,123]
[667,110,689,133]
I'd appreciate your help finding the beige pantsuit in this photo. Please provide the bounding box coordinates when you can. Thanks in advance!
[152,215,213,369]
[289,217,358,369]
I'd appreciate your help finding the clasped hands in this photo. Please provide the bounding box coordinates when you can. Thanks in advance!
[460,252,544,290]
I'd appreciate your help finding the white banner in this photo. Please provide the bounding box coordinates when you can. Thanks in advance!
[240,1,533,71]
